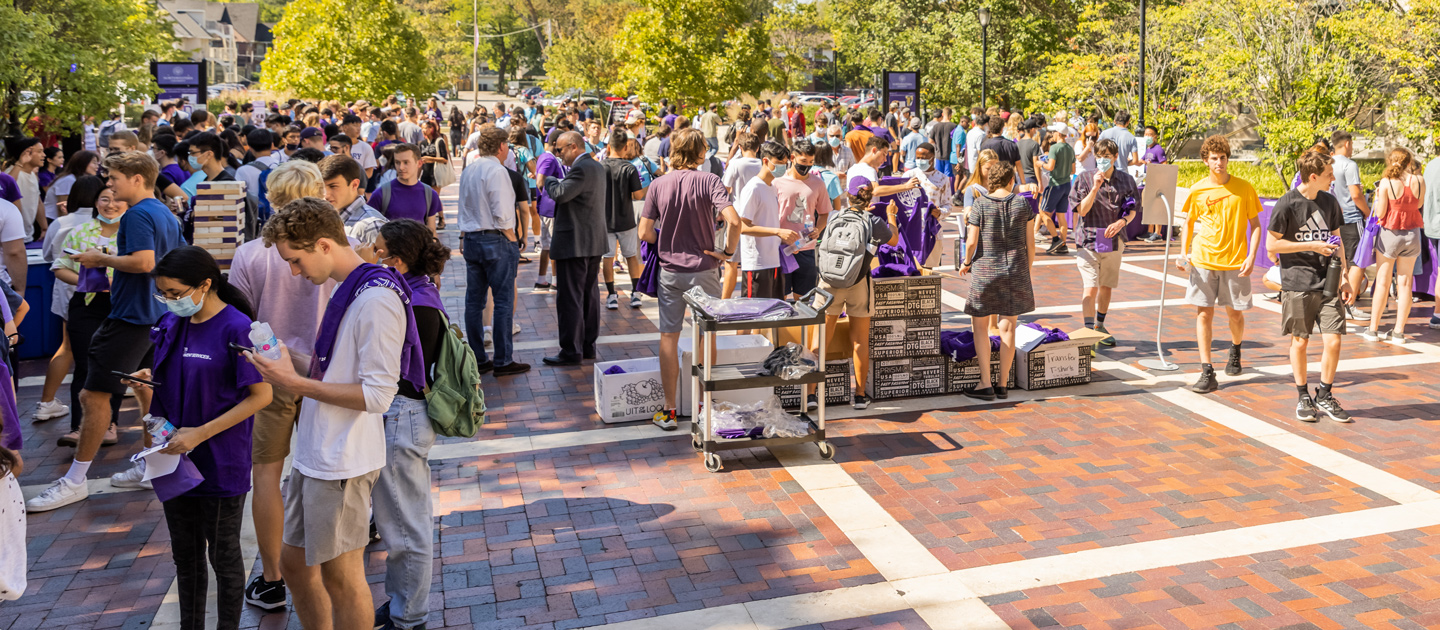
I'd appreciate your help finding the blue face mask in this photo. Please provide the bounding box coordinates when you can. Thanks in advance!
[916,158,931,171]
[1097,158,1114,173]
[1141,136,1154,148]
[159,288,204,317]
[96,212,121,225]
[771,163,788,177]
[188,155,202,170]
[828,137,842,147]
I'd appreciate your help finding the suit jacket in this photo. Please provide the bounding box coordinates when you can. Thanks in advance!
[543,153,608,260]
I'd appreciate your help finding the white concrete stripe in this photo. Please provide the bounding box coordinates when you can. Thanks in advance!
[939,291,1189,318]
[1119,262,1284,314]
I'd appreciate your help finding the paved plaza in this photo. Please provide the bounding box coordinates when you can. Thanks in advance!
[6,187,1440,630]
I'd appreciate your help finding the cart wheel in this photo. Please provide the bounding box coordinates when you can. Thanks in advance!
[817,441,835,460]
[704,453,723,473]
[691,435,704,452]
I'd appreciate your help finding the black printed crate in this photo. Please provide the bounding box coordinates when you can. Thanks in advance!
[865,356,944,400]
[868,318,908,358]
[776,359,853,409]
[910,355,946,397]
[871,275,943,319]
[944,355,1015,394]
[904,316,941,356]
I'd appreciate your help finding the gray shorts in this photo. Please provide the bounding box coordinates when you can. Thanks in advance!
[1377,227,1422,259]
[1280,290,1345,339]
[540,217,553,250]
[606,228,639,259]
[658,268,721,333]
[283,469,380,566]
[1187,266,1252,310]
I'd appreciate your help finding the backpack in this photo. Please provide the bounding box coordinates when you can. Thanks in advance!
[424,312,486,437]
[723,122,739,145]
[376,180,438,219]
[254,165,275,225]
[816,210,874,289]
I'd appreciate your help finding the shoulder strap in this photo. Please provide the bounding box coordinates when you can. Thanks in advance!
[380,183,392,214]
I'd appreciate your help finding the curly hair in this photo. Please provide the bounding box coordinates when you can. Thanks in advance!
[262,197,348,251]
[378,219,451,277]
[986,160,1016,191]
[1200,135,1231,161]
[264,160,324,207]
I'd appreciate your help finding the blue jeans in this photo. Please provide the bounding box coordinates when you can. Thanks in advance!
[371,396,436,629]
[463,231,519,366]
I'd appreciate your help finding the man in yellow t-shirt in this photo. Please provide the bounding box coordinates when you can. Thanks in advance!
[1177,135,1263,394]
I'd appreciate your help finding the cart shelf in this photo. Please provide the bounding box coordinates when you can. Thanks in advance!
[693,363,828,392]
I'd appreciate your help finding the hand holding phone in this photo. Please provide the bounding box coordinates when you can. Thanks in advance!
[112,370,160,388]
[228,342,255,354]
[63,247,81,256]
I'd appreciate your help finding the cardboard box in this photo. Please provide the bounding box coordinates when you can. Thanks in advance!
[871,275,943,319]
[865,355,945,400]
[776,358,852,408]
[868,316,941,358]
[594,357,666,423]
[775,319,851,361]
[678,334,773,415]
[1013,328,1107,390]
[909,355,946,397]
[944,355,1015,394]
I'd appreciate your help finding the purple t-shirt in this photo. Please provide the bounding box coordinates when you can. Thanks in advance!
[535,153,567,218]
[148,306,264,498]
[370,179,443,223]
[641,170,731,273]
[161,164,187,188]
[0,172,21,204]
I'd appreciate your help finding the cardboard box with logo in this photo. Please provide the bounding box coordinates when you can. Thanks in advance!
[1013,327,1107,390]
[593,357,666,423]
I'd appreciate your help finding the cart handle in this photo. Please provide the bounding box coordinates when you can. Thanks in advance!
[795,287,834,315]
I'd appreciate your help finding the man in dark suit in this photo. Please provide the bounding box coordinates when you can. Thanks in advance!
[539,131,608,366]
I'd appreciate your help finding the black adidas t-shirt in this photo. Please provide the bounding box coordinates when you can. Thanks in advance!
[1268,188,1342,292]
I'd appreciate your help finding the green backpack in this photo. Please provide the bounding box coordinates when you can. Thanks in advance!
[425,313,487,437]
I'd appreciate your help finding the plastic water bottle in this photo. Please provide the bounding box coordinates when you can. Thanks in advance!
[249,322,283,361]
[143,414,175,443]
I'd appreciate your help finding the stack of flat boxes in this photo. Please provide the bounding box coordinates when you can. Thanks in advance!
[192,181,246,269]
[865,275,944,400]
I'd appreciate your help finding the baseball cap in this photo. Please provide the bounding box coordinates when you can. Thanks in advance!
[299,127,324,140]
[847,173,874,196]
[908,117,921,129]
[626,110,644,123]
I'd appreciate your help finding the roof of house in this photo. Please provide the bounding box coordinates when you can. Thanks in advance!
[156,0,271,42]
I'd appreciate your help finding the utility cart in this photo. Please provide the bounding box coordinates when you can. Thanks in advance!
[683,288,835,472]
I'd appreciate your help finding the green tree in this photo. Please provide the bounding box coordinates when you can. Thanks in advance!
[543,0,637,94]
[1024,1,1230,157]
[472,0,544,85]
[614,0,772,106]
[261,0,438,101]
[0,0,177,137]
[767,0,830,93]
[1325,0,1440,155]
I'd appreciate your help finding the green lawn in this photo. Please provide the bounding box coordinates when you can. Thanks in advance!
[1175,159,1385,199]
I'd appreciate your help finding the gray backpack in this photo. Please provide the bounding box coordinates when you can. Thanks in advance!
[816,210,873,289]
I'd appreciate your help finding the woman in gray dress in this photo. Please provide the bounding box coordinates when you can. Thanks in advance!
[958,160,1036,400]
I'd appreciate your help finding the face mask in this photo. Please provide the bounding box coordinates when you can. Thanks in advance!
[1142,136,1154,147]
[286,143,299,151]
[916,158,931,171]
[160,288,204,317]
[188,155,202,170]
[793,164,812,177]
[96,212,121,225]
[771,163,788,177]
[828,137,842,147]
[1097,158,1113,173]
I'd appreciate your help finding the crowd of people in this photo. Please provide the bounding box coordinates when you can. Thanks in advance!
[0,91,1437,630]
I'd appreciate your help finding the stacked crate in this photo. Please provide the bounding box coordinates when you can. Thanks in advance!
[192,181,246,269]
[865,275,944,400]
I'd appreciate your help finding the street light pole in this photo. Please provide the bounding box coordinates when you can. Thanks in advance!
[1138,0,1146,129]
[978,8,990,110]
[472,0,479,108]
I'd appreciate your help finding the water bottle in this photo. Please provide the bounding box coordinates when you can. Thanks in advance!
[143,414,175,443]
[1322,253,1343,299]
[249,321,283,361]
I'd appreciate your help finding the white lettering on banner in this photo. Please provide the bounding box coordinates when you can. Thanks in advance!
[1044,351,1079,380]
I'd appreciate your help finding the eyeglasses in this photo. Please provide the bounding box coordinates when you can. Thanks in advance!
[153,286,197,304]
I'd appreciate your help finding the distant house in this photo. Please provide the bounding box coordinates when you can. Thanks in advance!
[156,1,274,85]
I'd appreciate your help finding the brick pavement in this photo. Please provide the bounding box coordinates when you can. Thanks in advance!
[6,190,1440,629]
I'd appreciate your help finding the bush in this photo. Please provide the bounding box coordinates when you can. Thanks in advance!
[1175,159,1385,199]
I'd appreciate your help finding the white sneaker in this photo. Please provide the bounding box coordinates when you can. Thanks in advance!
[26,478,89,512]
[512,322,522,336]
[110,462,152,489]
[1360,328,1383,342]
[607,293,619,310]
[32,400,70,421]
[483,326,493,348]
[1391,331,1408,345]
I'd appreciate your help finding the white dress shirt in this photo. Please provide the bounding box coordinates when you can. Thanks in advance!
[458,155,516,233]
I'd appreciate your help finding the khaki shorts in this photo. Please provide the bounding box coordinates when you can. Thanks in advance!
[283,469,380,566]
[1075,243,1123,289]
[818,277,873,318]
[252,386,300,465]
[1280,290,1345,339]
[1186,266,1252,310]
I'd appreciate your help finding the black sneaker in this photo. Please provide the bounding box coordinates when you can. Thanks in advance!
[494,362,531,376]
[1225,346,1242,376]
[475,360,495,374]
[1314,392,1353,423]
[1050,243,1069,256]
[806,393,819,411]
[1295,395,1318,422]
[852,394,870,410]
[1190,368,1218,393]
[244,575,287,611]
[369,517,381,543]
[375,600,390,629]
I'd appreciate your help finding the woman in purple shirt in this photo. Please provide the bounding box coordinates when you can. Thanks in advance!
[1139,125,1169,241]
[130,246,273,630]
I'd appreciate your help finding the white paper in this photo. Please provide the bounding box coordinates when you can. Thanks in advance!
[130,443,180,481]
[1017,325,1048,352]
